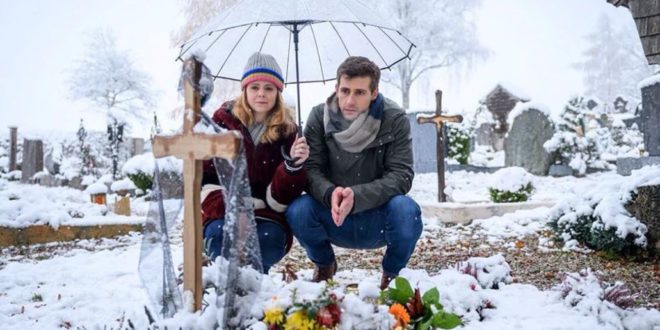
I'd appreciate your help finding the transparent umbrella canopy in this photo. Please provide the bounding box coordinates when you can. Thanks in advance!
[177,0,415,124]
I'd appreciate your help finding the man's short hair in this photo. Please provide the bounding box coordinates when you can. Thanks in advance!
[336,56,380,91]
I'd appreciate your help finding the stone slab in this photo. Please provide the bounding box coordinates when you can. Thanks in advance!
[420,200,556,225]
[616,157,660,176]
[0,224,142,247]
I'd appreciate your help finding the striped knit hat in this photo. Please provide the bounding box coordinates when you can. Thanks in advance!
[241,52,284,91]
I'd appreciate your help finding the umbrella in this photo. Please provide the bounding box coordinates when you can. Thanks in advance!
[176,0,415,125]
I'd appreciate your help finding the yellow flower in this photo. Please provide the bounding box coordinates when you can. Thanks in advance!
[284,310,320,330]
[264,307,285,325]
[389,303,410,329]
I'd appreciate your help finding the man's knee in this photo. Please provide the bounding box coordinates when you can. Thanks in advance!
[386,195,422,240]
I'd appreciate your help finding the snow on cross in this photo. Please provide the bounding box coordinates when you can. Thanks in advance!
[151,57,241,311]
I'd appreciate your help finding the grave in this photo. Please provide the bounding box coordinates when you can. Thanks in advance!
[505,106,554,176]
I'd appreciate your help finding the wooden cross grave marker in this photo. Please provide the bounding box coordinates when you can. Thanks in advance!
[416,90,463,202]
[151,57,241,311]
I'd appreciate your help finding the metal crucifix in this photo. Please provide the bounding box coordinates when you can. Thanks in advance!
[151,57,241,311]
[417,90,463,202]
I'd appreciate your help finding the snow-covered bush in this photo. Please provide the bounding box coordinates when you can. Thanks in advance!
[447,125,470,165]
[548,166,659,255]
[455,254,512,290]
[551,269,658,330]
[122,153,182,193]
[487,167,534,203]
[544,96,606,175]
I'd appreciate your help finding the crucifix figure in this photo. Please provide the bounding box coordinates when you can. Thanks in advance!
[151,57,241,311]
[417,90,463,202]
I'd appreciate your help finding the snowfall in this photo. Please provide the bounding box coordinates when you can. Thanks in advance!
[1,165,659,330]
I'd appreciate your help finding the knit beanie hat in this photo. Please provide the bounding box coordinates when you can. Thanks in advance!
[241,52,284,91]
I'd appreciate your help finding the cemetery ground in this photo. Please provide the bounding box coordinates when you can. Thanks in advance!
[0,169,658,329]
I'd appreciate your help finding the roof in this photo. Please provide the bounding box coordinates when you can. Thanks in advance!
[608,0,660,64]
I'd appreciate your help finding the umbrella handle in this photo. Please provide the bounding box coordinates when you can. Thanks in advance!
[281,125,303,163]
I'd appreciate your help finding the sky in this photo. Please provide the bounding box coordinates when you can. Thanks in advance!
[0,0,644,138]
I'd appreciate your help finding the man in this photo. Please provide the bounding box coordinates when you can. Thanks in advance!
[286,56,422,290]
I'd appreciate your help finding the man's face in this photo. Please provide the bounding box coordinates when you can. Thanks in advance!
[335,75,378,121]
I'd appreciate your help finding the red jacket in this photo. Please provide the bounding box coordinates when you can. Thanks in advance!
[201,101,306,252]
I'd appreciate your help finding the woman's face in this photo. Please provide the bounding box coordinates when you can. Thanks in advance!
[245,81,278,120]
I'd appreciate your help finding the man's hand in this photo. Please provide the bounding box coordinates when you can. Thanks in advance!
[331,187,353,227]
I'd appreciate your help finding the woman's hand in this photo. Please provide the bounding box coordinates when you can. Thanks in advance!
[289,137,309,166]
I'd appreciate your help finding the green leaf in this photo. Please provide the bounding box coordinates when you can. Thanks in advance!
[418,319,432,330]
[394,277,413,300]
[432,312,462,329]
[388,288,410,305]
[422,287,439,306]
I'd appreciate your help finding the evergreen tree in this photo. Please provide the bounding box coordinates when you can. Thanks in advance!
[76,119,94,176]
[558,96,586,135]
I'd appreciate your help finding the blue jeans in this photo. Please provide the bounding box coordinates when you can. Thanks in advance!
[286,194,422,276]
[203,218,287,274]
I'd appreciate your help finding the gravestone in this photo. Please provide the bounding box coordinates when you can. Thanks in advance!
[616,76,660,175]
[9,127,17,171]
[640,80,660,156]
[407,112,436,173]
[21,139,43,183]
[474,123,496,149]
[132,138,145,156]
[504,109,554,175]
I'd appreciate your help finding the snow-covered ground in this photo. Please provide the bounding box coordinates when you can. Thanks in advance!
[0,168,659,329]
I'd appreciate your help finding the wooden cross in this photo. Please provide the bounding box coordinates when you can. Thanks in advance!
[152,57,241,311]
[416,90,463,202]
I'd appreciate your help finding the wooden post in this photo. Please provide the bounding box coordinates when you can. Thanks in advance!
[9,127,17,171]
[151,58,240,311]
[416,90,463,202]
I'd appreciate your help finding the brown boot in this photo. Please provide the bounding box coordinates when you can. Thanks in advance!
[380,273,395,290]
[312,261,337,283]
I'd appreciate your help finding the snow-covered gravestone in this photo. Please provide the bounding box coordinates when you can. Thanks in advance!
[504,103,554,176]
[639,75,660,157]
[20,139,43,183]
[9,127,17,172]
[151,57,240,311]
[617,75,660,175]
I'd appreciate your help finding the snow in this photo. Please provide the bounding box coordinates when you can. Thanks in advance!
[637,73,660,89]
[84,180,108,195]
[507,101,552,127]
[0,180,147,228]
[110,178,136,192]
[1,168,659,329]
[122,152,182,176]
[549,165,660,247]
[488,167,533,192]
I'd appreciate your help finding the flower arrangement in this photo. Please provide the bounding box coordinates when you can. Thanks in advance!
[262,286,342,330]
[381,277,462,330]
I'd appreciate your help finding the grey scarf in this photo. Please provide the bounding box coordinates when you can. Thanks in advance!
[323,92,384,153]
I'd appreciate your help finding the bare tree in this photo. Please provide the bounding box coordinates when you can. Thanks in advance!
[69,29,155,178]
[573,12,651,111]
[372,0,488,109]
[69,29,155,123]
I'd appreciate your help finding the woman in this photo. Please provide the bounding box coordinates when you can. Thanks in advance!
[200,52,308,274]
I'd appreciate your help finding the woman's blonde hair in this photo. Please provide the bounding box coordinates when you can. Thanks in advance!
[233,91,296,143]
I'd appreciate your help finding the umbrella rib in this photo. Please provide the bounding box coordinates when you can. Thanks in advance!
[329,22,351,57]
[215,23,254,78]
[258,24,272,52]
[309,24,326,82]
[204,29,228,53]
[352,23,388,67]
[376,26,407,58]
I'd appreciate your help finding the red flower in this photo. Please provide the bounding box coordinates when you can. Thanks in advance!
[316,303,341,327]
